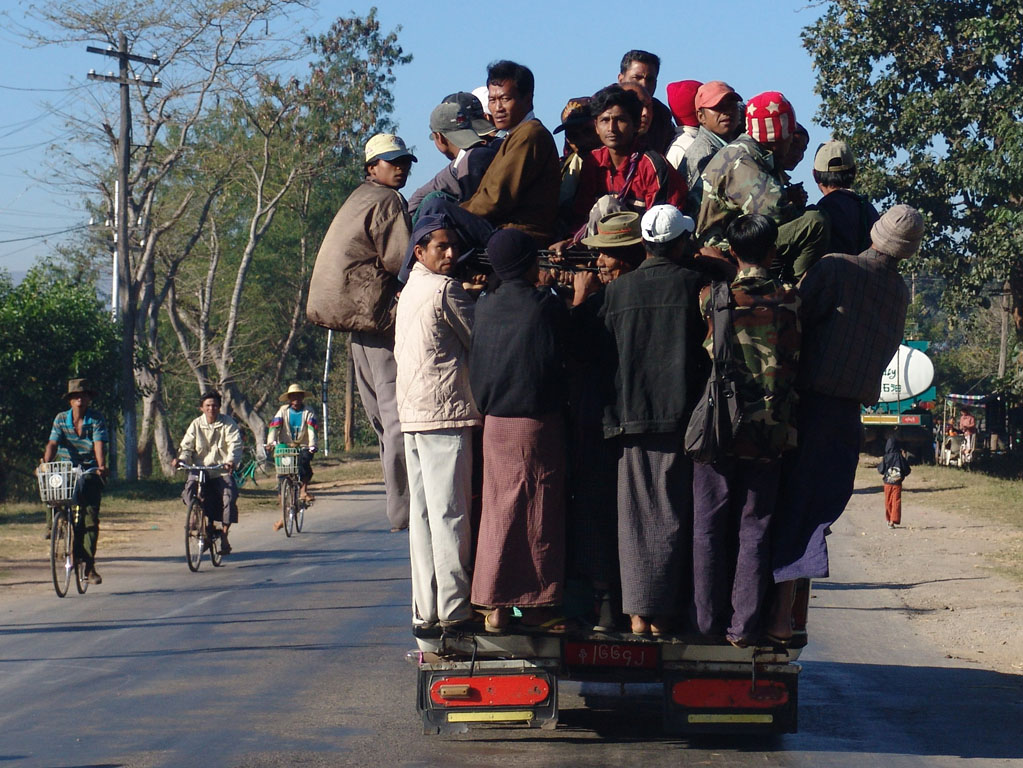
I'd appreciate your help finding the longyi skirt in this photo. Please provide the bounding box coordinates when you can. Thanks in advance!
[471,413,566,608]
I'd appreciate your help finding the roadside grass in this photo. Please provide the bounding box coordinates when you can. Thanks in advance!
[0,451,381,576]
[857,460,1023,581]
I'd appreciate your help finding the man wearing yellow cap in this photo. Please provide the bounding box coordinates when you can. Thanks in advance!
[307,133,417,532]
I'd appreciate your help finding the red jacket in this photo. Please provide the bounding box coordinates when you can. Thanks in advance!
[571,145,687,230]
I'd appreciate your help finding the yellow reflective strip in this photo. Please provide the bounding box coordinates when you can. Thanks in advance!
[688,714,774,724]
[447,710,535,723]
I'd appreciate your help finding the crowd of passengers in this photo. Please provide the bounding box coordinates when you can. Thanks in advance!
[307,51,925,646]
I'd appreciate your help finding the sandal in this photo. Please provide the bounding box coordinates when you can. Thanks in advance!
[520,616,571,635]
[273,519,284,531]
[484,609,509,634]
[630,616,651,636]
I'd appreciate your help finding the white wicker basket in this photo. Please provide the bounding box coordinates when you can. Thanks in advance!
[274,447,300,476]
[38,461,76,504]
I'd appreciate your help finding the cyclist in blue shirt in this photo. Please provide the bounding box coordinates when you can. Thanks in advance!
[267,384,318,531]
[41,379,109,583]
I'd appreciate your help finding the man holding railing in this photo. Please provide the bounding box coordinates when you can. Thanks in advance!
[41,378,108,583]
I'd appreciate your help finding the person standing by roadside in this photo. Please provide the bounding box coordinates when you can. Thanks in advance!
[878,434,911,528]
[307,133,417,532]
[267,384,318,531]
[395,214,481,634]
[41,379,109,583]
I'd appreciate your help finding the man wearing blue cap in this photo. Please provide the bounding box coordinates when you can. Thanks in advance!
[307,133,417,531]
[394,214,481,633]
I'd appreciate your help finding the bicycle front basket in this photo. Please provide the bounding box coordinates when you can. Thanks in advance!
[273,446,300,476]
[38,461,76,503]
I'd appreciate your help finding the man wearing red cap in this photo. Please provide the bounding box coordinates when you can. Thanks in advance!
[680,81,743,215]
[664,80,703,170]
[696,91,830,283]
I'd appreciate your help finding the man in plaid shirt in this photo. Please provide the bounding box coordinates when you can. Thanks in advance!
[767,204,924,642]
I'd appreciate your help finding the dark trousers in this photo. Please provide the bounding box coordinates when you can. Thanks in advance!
[692,457,780,641]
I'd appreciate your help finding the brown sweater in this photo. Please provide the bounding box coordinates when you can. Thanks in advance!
[307,179,411,333]
[462,118,560,244]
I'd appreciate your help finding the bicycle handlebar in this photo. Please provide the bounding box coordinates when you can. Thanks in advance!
[176,464,227,472]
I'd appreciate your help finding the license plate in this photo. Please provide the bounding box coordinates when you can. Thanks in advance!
[565,641,659,669]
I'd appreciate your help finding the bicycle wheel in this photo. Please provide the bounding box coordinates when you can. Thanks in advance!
[209,517,223,567]
[185,501,203,572]
[295,495,305,533]
[75,560,89,594]
[283,480,295,537]
[50,509,73,597]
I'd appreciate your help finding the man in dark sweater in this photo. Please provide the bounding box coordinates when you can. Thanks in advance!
[601,205,709,636]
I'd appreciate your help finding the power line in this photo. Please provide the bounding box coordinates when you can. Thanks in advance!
[0,223,89,244]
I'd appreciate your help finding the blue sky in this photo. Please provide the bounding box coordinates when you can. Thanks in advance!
[0,0,829,273]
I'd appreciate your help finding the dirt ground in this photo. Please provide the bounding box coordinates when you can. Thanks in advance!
[3,462,1021,676]
[829,462,1023,676]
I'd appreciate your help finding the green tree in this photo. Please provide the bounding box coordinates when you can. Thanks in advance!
[803,0,1023,350]
[0,269,119,500]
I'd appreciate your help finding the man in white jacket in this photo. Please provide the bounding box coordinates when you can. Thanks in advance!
[394,214,481,634]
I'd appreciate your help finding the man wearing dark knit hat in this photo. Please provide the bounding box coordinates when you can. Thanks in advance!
[696,91,831,283]
[767,203,923,643]
[468,228,570,633]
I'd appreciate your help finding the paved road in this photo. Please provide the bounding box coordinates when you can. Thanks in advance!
[1,484,1021,767]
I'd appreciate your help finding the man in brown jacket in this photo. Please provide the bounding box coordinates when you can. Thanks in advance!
[417,60,560,251]
[307,133,417,531]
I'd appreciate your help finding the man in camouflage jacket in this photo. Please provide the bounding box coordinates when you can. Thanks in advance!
[691,214,800,648]
[696,91,829,283]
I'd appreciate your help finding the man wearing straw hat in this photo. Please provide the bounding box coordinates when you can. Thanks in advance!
[41,379,109,583]
[267,384,319,531]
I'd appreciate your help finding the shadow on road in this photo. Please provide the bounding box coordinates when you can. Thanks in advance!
[813,576,985,591]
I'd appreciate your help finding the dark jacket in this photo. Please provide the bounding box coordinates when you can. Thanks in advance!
[469,280,568,417]
[878,436,911,484]
[600,256,710,436]
[814,188,879,256]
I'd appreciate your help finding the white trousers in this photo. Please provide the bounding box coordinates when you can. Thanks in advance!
[404,428,474,625]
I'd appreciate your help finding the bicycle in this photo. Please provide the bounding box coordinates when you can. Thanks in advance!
[37,462,103,598]
[233,448,269,489]
[177,464,227,571]
[272,444,311,537]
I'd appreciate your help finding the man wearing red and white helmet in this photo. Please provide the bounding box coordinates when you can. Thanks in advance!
[695,91,830,283]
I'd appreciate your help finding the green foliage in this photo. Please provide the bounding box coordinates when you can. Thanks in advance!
[0,268,119,498]
[804,0,1023,336]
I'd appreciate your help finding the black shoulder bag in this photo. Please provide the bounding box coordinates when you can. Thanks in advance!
[684,281,743,464]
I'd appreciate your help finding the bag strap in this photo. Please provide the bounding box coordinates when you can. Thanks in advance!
[710,281,734,367]
[616,152,643,201]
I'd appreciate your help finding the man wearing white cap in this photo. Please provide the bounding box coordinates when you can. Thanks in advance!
[307,133,418,531]
[601,205,708,636]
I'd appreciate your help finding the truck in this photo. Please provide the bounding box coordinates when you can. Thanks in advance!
[407,579,811,736]
[861,340,937,464]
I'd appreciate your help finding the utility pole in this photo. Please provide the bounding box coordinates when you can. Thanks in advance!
[998,282,1010,379]
[87,35,160,482]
